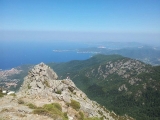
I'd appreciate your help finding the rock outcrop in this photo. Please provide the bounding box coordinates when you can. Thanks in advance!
[0,63,134,120]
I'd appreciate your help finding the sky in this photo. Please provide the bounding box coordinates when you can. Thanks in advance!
[0,0,160,44]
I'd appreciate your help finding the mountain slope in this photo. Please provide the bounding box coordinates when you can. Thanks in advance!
[0,62,133,120]
[48,54,160,120]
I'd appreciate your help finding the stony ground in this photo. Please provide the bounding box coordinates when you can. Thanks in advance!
[0,95,52,120]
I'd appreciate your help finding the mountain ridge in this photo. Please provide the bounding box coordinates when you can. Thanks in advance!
[0,54,159,119]
[48,54,160,120]
[0,62,133,120]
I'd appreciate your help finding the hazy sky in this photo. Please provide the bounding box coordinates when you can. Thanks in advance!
[0,0,160,44]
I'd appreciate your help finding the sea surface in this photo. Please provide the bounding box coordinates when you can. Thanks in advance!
[0,40,93,70]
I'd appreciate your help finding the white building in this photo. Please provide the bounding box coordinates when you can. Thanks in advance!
[7,91,15,95]
[2,90,7,94]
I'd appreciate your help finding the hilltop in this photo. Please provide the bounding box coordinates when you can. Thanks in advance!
[0,62,132,120]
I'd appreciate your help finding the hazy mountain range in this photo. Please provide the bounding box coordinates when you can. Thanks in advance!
[77,42,160,66]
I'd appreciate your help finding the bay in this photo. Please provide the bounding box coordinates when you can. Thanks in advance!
[0,40,92,70]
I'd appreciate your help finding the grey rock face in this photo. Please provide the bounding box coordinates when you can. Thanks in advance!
[118,84,128,91]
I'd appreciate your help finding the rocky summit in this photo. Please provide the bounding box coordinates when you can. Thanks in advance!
[0,63,133,120]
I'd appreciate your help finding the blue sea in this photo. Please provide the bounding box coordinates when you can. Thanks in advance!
[0,40,93,70]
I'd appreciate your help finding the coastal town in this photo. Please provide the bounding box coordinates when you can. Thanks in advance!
[0,68,22,90]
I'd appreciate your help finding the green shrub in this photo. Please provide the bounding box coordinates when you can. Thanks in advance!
[32,103,68,120]
[28,84,31,89]
[18,99,24,104]
[70,99,80,110]
[0,91,7,98]
[63,112,68,119]
[43,103,62,113]
[52,103,62,111]
[10,93,16,97]
[79,111,84,120]
[43,80,50,87]
[27,103,37,109]
[0,93,4,98]
[33,109,48,115]
[84,117,103,120]
[55,90,61,94]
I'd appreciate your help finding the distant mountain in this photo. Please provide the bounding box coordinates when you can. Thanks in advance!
[85,41,147,49]
[48,54,160,120]
[77,46,160,65]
